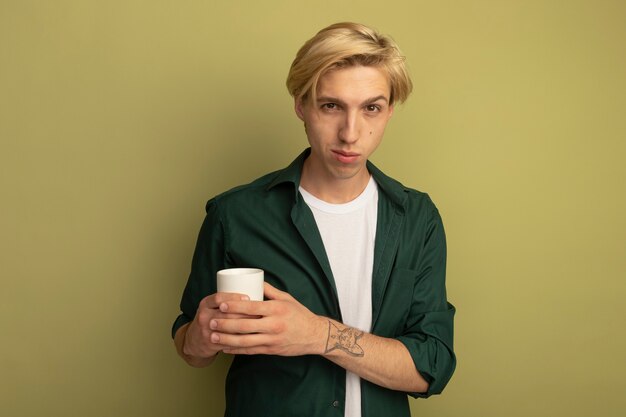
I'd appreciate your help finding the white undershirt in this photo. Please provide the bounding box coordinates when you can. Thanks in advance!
[299,177,378,417]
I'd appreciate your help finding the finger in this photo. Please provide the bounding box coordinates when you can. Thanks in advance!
[195,304,254,329]
[214,312,257,320]
[210,331,272,348]
[263,282,293,301]
[211,317,275,335]
[222,346,271,355]
[219,299,275,316]
[202,292,250,309]
[183,322,226,357]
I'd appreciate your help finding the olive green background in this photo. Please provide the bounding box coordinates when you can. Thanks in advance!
[1,1,625,416]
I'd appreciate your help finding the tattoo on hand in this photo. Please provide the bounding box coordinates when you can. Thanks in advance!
[325,321,365,357]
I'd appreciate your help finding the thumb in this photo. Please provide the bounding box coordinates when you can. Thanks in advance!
[263,282,293,301]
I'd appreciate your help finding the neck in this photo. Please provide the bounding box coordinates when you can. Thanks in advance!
[300,158,371,204]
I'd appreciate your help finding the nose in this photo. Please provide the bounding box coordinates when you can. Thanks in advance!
[338,111,360,144]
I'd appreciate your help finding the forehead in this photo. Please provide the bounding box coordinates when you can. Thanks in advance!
[316,65,391,102]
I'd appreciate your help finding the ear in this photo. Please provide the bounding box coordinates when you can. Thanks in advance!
[294,98,305,121]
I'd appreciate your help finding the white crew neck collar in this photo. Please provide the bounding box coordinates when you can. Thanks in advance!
[299,176,377,214]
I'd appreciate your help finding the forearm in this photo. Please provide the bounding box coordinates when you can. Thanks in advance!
[174,323,218,368]
[207,285,430,392]
[321,319,428,393]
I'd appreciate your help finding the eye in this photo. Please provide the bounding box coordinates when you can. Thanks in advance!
[321,103,338,111]
[365,104,381,112]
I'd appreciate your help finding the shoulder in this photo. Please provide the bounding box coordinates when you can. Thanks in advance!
[219,169,281,199]
[370,162,440,218]
[404,187,440,217]
[204,168,290,214]
[203,150,307,218]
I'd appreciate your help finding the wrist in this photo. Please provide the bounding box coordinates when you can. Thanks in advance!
[314,316,331,355]
[321,319,365,358]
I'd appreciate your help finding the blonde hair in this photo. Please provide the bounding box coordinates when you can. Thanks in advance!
[286,22,413,105]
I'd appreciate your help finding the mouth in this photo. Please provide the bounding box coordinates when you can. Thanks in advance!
[332,150,360,164]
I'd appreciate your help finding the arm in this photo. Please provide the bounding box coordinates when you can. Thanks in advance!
[209,283,428,393]
[172,198,229,366]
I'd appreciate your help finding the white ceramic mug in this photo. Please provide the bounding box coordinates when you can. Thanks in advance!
[216,268,264,301]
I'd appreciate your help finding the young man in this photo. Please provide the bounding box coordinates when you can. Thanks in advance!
[172,22,456,417]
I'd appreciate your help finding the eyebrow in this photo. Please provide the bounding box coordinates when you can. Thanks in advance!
[317,95,389,106]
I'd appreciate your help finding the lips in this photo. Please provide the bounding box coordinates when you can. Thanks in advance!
[332,150,360,164]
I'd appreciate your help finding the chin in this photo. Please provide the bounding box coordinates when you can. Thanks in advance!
[330,166,362,181]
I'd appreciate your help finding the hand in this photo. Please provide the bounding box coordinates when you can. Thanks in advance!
[209,282,327,356]
[182,292,253,360]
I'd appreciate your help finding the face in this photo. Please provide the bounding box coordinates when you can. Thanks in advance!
[296,65,394,195]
